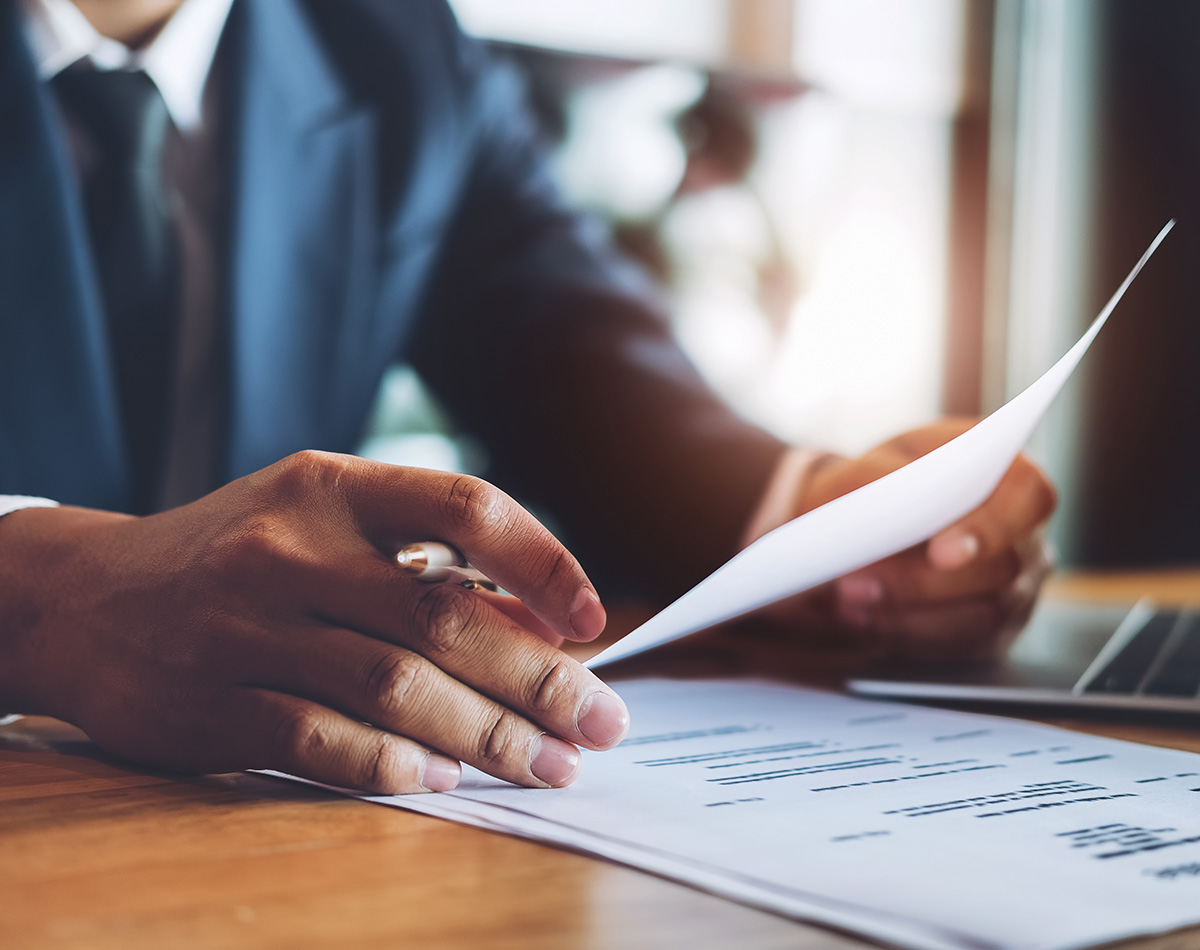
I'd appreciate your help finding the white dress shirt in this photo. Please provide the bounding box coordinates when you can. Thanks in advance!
[1,0,236,520]
[22,0,233,131]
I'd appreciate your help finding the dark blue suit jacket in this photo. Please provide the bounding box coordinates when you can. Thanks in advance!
[0,0,782,594]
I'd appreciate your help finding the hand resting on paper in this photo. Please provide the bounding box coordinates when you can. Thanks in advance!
[756,420,1057,661]
[0,452,628,794]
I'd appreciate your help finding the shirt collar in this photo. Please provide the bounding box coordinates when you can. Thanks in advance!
[20,0,234,133]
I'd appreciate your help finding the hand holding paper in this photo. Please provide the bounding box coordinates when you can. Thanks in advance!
[587,220,1175,670]
[759,419,1056,660]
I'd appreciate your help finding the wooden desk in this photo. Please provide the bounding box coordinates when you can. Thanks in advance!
[4,574,1200,950]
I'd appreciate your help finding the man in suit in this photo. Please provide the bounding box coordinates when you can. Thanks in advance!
[0,0,1055,794]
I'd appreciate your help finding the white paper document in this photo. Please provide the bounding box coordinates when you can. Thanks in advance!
[351,679,1200,950]
[586,221,1176,670]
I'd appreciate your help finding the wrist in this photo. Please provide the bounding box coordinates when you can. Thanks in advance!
[740,447,842,548]
[0,506,130,721]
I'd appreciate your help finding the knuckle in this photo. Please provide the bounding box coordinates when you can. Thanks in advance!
[1035,474,1059,518]
[1007,593,1038,632]
[533,545,574,589]
[413,583,481,658]
[979,594,1011,633]
[272,706,328,765]
[1016,455,1058,519]
[272,449,351,503]
[365,650,424,719]
[1036,536,1057,575]
[995,549,1023,588]
[231,517,297,570]
[364,735,406,792]
[445,475,506,535]
[477,709,524,768]
[529,658,576,716]
[1015,543,1052,597]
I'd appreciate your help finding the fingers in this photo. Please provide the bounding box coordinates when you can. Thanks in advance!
[800,431,1053,583]
[927,454,1057,571]
[244,590,628,788]
[310,566,628,753]
[387,583,629,750]
[477,589,566,648]
[247,629,596,789]
[837,547,1022,612]
[840,530,1046,611]
[221,688,462,795]
[820,442,1053,659]
[275,633,583,788]
[838,528,1051,612]
[280,453,605,643]
[861,593,1033,663]
[836,533,1052,660]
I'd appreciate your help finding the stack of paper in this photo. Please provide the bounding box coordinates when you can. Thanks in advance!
[355,679,1200,950]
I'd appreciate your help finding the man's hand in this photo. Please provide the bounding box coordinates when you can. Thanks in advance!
[759,421,1057,661]
[0,452,628,794]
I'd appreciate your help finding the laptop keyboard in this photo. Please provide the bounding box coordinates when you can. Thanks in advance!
[1082,611,1200,698]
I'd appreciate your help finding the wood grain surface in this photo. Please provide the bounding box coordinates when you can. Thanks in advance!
[3,576,1200,949]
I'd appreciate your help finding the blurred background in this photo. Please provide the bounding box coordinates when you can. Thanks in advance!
[361,0,1200,572]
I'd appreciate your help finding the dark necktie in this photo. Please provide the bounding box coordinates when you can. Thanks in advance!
[53,68,179,514]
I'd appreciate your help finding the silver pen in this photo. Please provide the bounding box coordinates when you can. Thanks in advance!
[395,541,499,592]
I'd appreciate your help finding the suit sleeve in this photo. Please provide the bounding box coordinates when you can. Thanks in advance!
[409,21,786,600]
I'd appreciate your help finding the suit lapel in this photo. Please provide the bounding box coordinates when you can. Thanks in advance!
[0,1,128,507]
[224,0,378,480]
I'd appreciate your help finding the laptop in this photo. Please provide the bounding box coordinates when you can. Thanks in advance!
[848,599,1200,714]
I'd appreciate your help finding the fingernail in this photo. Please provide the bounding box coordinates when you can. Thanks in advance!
[838,575,883,604]
[529,734,581,787]
[569,588,607,641]
[929,530,980,569]
[576,690,630,748]
[419,754,461,792]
